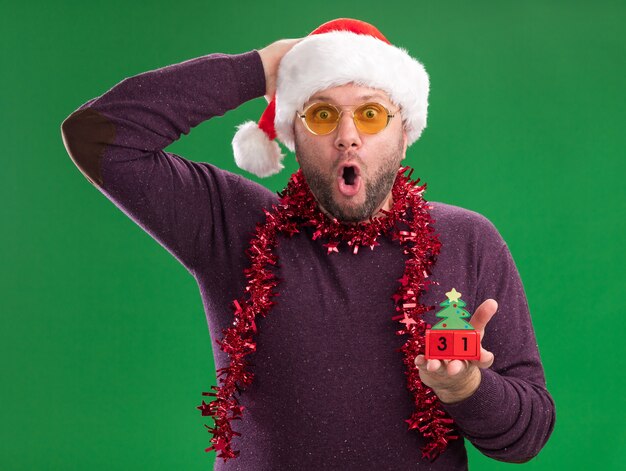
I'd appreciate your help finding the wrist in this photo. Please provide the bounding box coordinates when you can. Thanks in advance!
[435,368,482,404]
[257,48,274,97]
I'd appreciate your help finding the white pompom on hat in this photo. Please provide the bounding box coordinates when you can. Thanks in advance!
[232,18,430,178]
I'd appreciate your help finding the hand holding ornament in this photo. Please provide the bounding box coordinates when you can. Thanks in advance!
[414,298,498,404]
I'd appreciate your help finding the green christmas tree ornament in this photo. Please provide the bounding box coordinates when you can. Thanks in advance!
[431,288,474,330]
[425,288,481,360]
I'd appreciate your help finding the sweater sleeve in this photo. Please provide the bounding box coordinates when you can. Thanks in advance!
[60,50,268,275]
[441,242,556,463]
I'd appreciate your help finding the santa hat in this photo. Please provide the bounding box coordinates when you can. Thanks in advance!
[232,18,430,178]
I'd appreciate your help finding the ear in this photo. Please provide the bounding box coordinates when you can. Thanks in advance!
[293,122,302,164]
[401,130,408,160]
[293,119,302,165]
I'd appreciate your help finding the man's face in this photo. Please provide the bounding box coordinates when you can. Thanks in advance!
[294,84,408,223]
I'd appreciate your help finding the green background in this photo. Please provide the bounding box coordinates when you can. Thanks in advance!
[2,1,624,469]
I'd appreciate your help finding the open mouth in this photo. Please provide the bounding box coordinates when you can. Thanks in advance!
[337,164,362,197]
[342,166,357,185]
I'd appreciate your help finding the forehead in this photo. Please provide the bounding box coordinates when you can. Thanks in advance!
[304,83,395,107]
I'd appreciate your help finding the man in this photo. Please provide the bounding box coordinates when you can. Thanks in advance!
[61,18,555,470]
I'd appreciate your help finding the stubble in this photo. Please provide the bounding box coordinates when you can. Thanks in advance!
[294,135,405,223]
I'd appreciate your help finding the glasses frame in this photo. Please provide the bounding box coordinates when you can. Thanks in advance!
[296,101,398,136]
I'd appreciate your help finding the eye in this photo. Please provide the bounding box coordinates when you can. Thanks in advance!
[316,109,331,120]
[359,104,382,120]
[307,104,338,123]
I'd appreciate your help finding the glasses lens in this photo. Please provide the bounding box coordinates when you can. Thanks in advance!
[304,103,340,135]
[354,103,389,134]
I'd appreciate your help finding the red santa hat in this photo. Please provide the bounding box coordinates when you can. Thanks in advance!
[232,18,430,178]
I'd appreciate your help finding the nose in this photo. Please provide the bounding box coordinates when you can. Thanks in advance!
[333,112,362,151]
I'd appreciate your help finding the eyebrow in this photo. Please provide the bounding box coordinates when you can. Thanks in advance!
[306,93,390,105]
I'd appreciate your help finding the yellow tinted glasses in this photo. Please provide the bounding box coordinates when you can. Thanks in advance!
[297,102,398,135]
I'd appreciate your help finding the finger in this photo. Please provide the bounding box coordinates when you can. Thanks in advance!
[426,359,445,373]
[470,299,498,333]
[414,354,426,368]
[477,347,495,368]
[447,359,467,376]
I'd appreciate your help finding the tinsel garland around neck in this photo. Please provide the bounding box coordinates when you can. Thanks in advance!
[197,166,459,462]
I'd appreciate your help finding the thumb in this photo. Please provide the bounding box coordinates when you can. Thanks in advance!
[470,299,498,334]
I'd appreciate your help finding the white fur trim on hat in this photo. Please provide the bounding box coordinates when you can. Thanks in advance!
[274,31,430,151]
[232,121,285,178]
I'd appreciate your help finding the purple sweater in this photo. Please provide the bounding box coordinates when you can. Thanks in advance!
[61,50,555,470]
